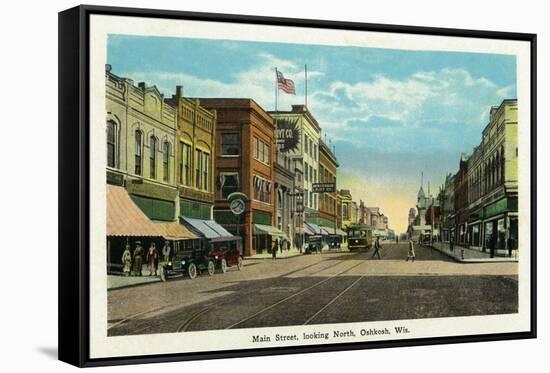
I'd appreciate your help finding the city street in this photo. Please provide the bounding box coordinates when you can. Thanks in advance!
[108,243,518,336]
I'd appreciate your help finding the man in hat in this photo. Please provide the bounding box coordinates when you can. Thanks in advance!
[133,241,144,276]
[372,236,382,259]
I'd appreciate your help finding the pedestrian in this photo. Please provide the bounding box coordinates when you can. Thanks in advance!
[272,239,278,259]
[508,234,515,257]
[161,240,171,265]
[146,242,159,276]
[396,236,399,244]
[121,244,132,276]
[372,237,381,259]
[406,239,416,262]
[450,235,454,252]
[489,234,496,258]
[133,241,144,276]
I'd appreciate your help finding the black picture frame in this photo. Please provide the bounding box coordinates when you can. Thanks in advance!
[58,4,537,367]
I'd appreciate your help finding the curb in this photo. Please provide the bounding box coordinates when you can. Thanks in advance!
[244,253,303,260]
[108,276,162,291]
[428,244,518,263]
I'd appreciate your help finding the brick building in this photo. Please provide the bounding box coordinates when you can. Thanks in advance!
[198,98,285,256]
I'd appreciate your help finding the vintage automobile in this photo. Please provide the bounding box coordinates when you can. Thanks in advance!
[304,236,323,254]
[159,238,244,281]
[209,240,244,273]
[159,240,215,281]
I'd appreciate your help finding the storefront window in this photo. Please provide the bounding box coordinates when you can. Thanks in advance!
[497,218,506,250]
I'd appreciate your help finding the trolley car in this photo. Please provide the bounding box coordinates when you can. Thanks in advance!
[347,224,373,251]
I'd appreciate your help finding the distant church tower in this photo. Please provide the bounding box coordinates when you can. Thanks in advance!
[416,172,427,226]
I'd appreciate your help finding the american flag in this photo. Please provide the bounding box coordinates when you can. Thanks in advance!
[276,70,296,94]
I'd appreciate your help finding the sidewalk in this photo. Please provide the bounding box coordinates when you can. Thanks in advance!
[108,272,161,290]
[245,248,303,260]
[245,246,349,260]
[428,241,518,263]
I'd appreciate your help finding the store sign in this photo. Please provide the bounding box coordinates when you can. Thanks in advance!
[275,118,301,153]
[312,182,336,193]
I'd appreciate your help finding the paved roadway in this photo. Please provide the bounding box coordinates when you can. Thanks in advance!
[108,243,518,336]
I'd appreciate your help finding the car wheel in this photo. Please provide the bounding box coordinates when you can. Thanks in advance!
[237,256,243,271]
[207,260,215,276]
[187,263,198,279]
[220,259,228,273]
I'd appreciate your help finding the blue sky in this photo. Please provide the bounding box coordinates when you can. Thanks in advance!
[107,34,517,233]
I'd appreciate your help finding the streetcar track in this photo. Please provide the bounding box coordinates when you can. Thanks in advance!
[224,256,368,330]
[108,251,362,333]
[176,256,363,332]
[303,276,364,325]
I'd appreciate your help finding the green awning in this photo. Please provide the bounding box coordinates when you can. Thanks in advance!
[253,224,288,238]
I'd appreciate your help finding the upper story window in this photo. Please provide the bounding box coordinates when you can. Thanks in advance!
[134,130,143,176]
[203,152,210,191]
[163,142,170,182]
[220,173,240,199]
[195,149,210,191]
[304,134,309,154]
[149,136,157,179]
[221,133,240,156]
[304,161,309,182]
[253,175,271,203]
[254,137,271,165]
[107,120,116,168]
[179,142,191,186]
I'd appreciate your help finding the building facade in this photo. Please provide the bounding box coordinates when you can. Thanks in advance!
[274,142,296,251]
[269,106,321,224]
[318,140,339,234]
[199,98,282,256]
[453,155,469,245]
[339,189,357,229]
[439,173,455,242]
[466,99,519,255]
[165,86,216,221]
[105,67,179,222]
[466,144,484,249]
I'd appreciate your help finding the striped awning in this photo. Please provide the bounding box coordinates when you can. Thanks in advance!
[305,223,328,236]
[153,221,197,241]
[107,185,162,237]
[253,224,288,239]
[181,217,238,243]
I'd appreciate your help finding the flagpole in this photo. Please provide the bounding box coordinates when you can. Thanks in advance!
[305,64,308,108]
[275,67,279,112]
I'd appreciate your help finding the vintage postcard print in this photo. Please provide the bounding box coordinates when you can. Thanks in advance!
[84,9,534,362]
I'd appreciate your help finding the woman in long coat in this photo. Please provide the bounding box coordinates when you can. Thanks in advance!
[121,244,132,276]
[146,243,159,276]
[406,239,416,262]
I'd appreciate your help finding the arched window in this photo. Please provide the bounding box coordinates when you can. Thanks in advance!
[107,120,116,168]
[150,136,157,179]
[134,130,142,175]
[500,146,505,184]
[277,189,283,209]
[163,141,170,182]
